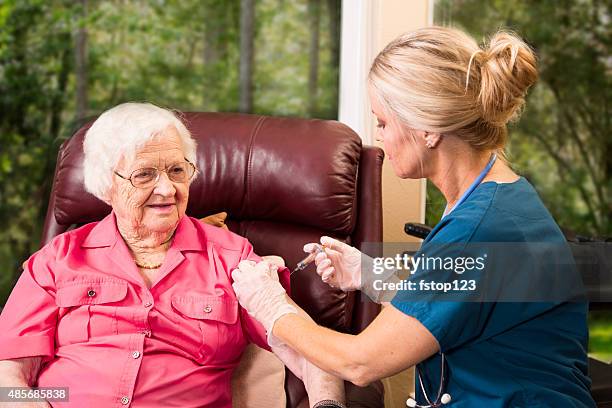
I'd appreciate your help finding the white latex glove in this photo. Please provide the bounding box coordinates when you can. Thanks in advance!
[231,260,297,342]
[304,236,362,291]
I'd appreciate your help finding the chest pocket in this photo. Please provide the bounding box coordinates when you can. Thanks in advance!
[171,293,245,364]
[55,280,128,346]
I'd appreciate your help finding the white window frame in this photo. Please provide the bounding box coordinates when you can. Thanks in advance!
[338,0,379,146]
[338,0,434,225]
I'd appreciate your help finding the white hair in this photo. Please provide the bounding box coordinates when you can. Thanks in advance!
[83,102,197,201]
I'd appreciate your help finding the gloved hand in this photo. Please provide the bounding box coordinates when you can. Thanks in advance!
[231,260,297,341]
[304,236,363,291]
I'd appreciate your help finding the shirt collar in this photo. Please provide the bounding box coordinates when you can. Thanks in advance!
[82,212,205,252]
[81,212,119,248]
[170,215,206,252]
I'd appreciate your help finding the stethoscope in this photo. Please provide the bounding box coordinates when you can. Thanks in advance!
[407,354,451,407]
[406,153,497,408]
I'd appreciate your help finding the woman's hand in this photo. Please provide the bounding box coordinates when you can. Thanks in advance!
[0,357,43,388]
[0,358,51,408]
[231,260,297,339]
[304,236,362,291]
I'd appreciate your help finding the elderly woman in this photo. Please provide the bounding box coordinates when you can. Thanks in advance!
[232,27,595,408]
[0,103,344,408]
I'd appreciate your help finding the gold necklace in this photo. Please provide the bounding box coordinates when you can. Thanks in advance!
[131,232,175,270]
[135,260,162,269]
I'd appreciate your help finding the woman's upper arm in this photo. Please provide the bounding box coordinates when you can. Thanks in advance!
[354,304,439,383]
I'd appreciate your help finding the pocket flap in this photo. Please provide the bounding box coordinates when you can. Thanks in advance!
[56,280,128,307]
[171,294,238,324]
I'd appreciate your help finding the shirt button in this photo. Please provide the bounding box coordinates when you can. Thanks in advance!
[204,305,212,313]
[132,351,141,359]
[121,396,130,405]
[87,290,96,297]
[144,301,152,308]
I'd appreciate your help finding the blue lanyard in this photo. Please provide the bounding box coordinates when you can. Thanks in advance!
[442,153,497,219]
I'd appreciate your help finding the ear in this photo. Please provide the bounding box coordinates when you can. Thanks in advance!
[423,132,442,148]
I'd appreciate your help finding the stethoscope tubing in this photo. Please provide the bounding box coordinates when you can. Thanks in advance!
[416,354,447,407]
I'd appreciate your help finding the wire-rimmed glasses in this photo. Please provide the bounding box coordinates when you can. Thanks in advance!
[114,158,196,188]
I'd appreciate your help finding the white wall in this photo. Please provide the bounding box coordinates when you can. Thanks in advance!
[339,0,429,245]
[338,1,433,406]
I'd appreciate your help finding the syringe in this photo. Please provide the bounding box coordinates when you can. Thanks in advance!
[291,244,325,275]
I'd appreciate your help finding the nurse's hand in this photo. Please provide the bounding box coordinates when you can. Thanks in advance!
[304,236,362,291]
[231,260,297,340]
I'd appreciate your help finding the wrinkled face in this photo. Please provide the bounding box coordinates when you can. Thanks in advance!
[109,126,190,236]
[369,89,429,179]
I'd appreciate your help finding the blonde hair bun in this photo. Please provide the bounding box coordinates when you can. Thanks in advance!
[478,31,538,127]
[368,26,539,152]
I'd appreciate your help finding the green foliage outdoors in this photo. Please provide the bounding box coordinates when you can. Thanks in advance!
[432,0,611,362]
[430,0,610,236]
[589,312,612,362]
[0,0,340,304]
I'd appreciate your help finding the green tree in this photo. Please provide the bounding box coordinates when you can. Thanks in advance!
[431,0,611,237]
[0,1,76,302]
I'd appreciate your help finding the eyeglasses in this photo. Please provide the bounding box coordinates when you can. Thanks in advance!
[114,158,196,188]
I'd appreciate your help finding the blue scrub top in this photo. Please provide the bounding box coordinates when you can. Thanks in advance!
[391,177,595,407]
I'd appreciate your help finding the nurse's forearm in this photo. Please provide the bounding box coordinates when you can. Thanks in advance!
[0,357,43,386]
[276,299,439,389]
[273,312,372,387]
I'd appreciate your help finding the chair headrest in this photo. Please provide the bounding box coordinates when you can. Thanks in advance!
[53,112,362,235]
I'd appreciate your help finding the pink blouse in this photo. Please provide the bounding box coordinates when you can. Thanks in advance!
[0,213,290,407]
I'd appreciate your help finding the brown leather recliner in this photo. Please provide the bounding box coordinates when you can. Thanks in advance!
[41,112,385,407]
